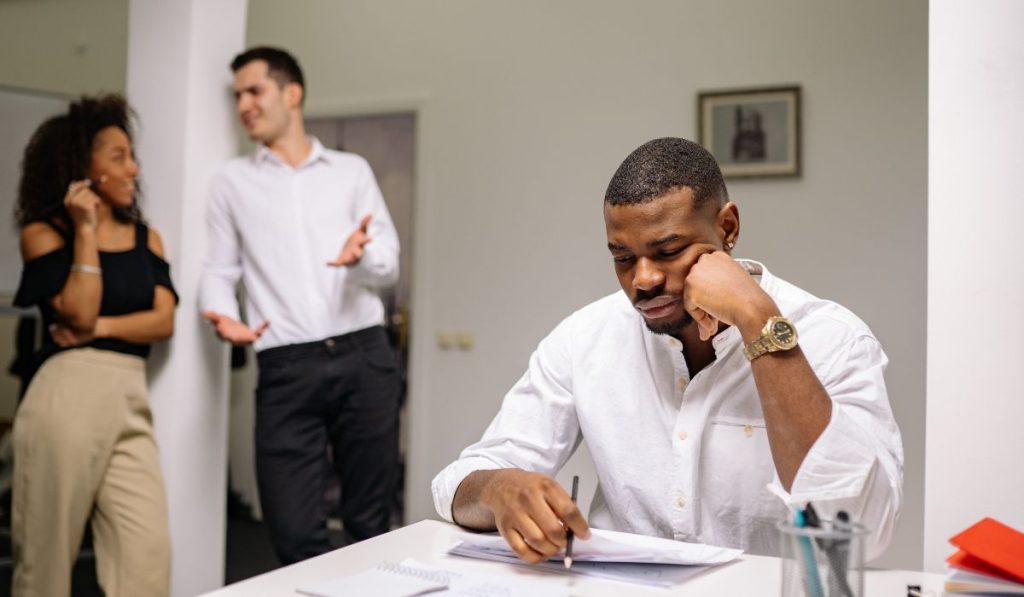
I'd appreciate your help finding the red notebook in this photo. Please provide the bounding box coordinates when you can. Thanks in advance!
[947,517,1024,585]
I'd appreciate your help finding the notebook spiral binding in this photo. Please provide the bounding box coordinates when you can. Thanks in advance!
[377,561,451,585]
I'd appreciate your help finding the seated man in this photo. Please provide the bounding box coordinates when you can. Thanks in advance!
[431,137,903,563]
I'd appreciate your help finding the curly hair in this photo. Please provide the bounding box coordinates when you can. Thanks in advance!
[14,94,145,235]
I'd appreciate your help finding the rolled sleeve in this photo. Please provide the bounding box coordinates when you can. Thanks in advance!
[769,334,904,560]
[432,457,510,523]
[430,317,581,522]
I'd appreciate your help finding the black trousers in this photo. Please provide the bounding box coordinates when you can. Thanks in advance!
[254,326,402,565]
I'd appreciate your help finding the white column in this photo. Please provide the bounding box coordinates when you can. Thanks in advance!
[925,0,1024,572]
[126,1,247,594]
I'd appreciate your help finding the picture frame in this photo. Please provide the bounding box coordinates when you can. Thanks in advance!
[697,85,801,178]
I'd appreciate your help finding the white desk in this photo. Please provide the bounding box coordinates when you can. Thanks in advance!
[202,520,945,596]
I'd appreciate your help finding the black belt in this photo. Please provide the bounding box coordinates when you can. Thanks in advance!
[256,326,385,365]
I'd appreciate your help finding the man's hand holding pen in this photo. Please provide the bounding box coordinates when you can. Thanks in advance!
[479,469,590,564]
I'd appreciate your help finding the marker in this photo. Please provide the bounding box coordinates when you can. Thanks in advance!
[563,475,579,569]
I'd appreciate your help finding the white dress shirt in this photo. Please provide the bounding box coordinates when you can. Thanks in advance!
[432,261,903,560]
[200,138,399,351]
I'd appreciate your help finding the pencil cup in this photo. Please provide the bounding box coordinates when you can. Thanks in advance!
[777,518,869,597]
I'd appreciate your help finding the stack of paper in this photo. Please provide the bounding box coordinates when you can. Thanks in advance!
[449,528,741,588]
[944,517,1024,594]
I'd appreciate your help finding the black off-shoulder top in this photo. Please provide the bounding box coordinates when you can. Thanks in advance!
[13,223,178,362]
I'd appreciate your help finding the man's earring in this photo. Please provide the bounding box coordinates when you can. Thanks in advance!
[726,241,736,250]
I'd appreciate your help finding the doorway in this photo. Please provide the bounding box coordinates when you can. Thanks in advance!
[305,112,417,528]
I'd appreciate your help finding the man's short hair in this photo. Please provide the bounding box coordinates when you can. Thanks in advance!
[231,46,305,100]
[605,137,729,211]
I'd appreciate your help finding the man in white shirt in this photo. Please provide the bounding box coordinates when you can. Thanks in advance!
[432,138,903,563]
[200,47,402,565]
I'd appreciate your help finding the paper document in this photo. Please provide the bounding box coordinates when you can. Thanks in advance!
[448,543,714,588]
[453,527,742,565]
[448,528,742,588]
[945,567,1024,594]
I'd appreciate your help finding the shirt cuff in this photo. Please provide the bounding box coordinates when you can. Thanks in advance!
[431,457,507,523]
[768,406,877,505]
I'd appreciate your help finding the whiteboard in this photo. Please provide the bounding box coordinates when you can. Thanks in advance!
[0,86,71,297]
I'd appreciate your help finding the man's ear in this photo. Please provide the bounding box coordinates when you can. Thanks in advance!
[716,201,740,248]
[284,82,304,110]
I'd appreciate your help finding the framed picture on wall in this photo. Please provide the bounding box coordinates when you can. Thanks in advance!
[698,85,801,178]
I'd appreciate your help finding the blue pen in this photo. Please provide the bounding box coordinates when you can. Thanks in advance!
[795,508,825,597]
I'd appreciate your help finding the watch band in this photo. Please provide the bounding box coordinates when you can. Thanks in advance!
[743,315,797,361]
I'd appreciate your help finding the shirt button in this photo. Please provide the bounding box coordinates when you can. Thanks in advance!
[676,495,686,508]
[677,430,688,441]
[743,425,754,437]
[325,338,336,348]
[677,377,688,390]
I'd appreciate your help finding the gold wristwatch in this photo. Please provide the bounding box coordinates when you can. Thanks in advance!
[743,316,798,361]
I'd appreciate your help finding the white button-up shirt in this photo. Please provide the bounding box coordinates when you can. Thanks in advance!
[199,138,399,351]
[432,261,903,560]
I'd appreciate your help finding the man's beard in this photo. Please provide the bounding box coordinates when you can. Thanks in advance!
[643,311,691,336]
[634,289,690,336]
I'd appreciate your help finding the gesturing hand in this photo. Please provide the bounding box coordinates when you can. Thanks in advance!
[482,470,591,564]
[202,311,269,346]
[683,251,776,340]
[64,178,102,229]
[327,214,373,267]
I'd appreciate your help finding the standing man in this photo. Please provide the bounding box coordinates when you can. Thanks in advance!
[433,138,903,563]
[200,47,402,565]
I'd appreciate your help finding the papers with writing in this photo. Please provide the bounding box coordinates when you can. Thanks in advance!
[448,542,714,588]
[452,527,742,565]
[448,528,742,588]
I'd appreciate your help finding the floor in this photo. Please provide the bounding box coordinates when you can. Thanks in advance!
[0,493,283,597]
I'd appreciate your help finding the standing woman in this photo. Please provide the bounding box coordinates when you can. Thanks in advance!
[10,95,174,597]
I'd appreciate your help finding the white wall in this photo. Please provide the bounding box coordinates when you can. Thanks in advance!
[0,0,930,573]
[0,0,127,96]
[248,0,927,568]
[924,0,1024,573]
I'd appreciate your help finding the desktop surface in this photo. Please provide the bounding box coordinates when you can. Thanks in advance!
[201,519,944,596]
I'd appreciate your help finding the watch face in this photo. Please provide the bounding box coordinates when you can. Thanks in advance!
[770,319,796,347]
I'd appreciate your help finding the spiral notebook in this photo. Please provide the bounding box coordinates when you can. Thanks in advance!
[298,558,569,597]
[297,560,449,597]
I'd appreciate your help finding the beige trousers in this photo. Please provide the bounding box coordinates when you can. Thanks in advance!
[12,348,170,597]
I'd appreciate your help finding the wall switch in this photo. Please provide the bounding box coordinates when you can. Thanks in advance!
[456,331,474,350]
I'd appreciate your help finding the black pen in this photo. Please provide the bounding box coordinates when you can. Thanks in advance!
[564,475,579,569]
[807,504,855,597]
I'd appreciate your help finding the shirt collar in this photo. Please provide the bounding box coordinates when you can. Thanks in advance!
[253,136,329,169]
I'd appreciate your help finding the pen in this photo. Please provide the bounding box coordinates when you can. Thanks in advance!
[564,475,579,569]
[796,506,825,597]
[807,504,855,597]
[829,510,855,597]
